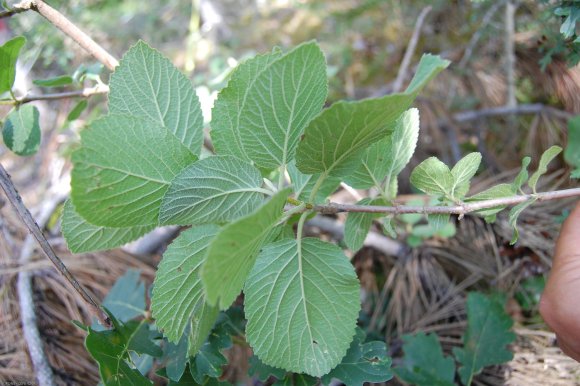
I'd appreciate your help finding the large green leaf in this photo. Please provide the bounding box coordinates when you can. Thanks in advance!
[295,54,449,177]
[212,42,326,170]
[528,145,562,192]
[0,36,26,94]
[62,200,154,253]
[71,114,197,227]
[343,108,419,191]
[2,105,41,156]
[565,116,580,178]
[453,293,515,386]
[244,238,360,377]
[159,155,266,225]
[201,189,290,309]
[410,157,453,197]
[394,332,455,386]
[321,328,393,386]
[108,41,204,155]
[151,225,219,346]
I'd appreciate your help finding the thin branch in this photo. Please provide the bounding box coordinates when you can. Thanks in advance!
[310,187,580,216]
[452,103,573,122]
[504,0,517,108]
[0,5,29,18]
[392,6,432,93]
[0,164,111,328]
[12,0,118,70]
[0,84,109,106]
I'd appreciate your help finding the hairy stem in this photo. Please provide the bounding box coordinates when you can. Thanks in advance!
[0,84,109,106]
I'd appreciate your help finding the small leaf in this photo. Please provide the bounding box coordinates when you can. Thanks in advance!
[322,328,393,386]
[249,356,287,382]
[159,155,266,225]
[450,152,481,199]
[62,200,154,253]
[67,100,88,121]
[467,183,514,218]
[109,41,204,155]
[428,213,450,233]
[201,189,290,309]
[453,292,515,386]
[2,105,41,156]
[164,332,189,382]
[296,55,449,177]
[71,114,197,227]
[33,75,73,87]
[245,238,360,377]
[410,157,453,197]
[0,36,26,94]
[382,217,397,238]
[344,198,387,252]
[508,198,537,245]
[189,325,232,383]
[528,145,562,193]
[394,332,455,386]
[151,225,219,345]
[511,157,531,193]
[565,117,580,178]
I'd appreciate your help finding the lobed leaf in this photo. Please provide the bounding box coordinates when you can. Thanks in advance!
[528,145,562,192]
[62,200,154,253]
[296,54,449,177]
[71,114,197,227]
[108,41,204,155]
[151,225,219,346]
[0,36,26,94]
[2,105,41,156]
[212,42,327,170]
[159,155,266,225]
[201,189,290,309]
[394,332,455,386]
[410,157,453,197]
[189,324,232,383]
[453,293,515,386]
[244,238,360,377]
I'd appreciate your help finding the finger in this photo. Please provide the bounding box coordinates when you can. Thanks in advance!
[553,201,580,267]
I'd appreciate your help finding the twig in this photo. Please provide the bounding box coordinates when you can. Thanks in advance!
[0,164,111,328]
[12,1,118,70]
[309,187,580,216]
[0,5,29,18]
[452,103,573,122]
[392,6,432,93]
[0,84,109,106]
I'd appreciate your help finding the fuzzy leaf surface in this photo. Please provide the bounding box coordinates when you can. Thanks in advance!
[512,157,531,192]
[322,328,393,386]
[159,156,265,225]
[394,332,455,386]
[296,55,449,177]
[71,114,197,227]
[450,152,481,199]
[508,199,536,244]
[151,225,219,345]
[344,198,386,252]
[108,41,204,155]
[0,36,25,94]
[201,189,290,309]
[2,105,40,156]
[343,108,419,191]
[212,42,327,169]
[410,157,453,197]
[453,293,515,386]
[528,145,562,192]
[244,238,360,377]
[62,200,154,253]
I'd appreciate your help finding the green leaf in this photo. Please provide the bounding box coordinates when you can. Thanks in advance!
[71,114,197,227]
[321,328,393,386]
[565,116,580,177]
[189,326,232,383]
[394,332,455,386]
[410,157,453,197]
[164,332,189,382]
[249,356,287,382]
[512,157,531,193]
[2,105,41,156]
[296,54,449,177]
[453,293,515,386]
[450,152,481,199]
[528,145,562,193]
[0,36,26,94]
[67,100,88,121]
[287,160,340,203]
[428,213,450,233]
[102,269,146,323]
[151,225,219,346]
[159,155,266,225]
[212,42,327,170]
[508,198,537,245]
[62,200,154,253]
[244,238,360,377]
[467,183,514,219]
[201,189,290,309]
[343,108,420,192]
[344,198,386,252]
[274,373,318,386]
[109,41,204,155]
[33,75,73,87]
